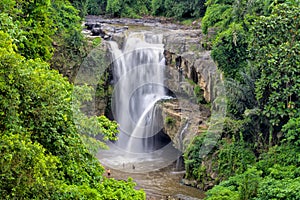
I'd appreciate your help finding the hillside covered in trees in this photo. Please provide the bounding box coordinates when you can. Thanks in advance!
[74,0,299,199]
[0,0,145,199]
[183,0,300,199]
[71,0,206,19]
[1,0,300,199]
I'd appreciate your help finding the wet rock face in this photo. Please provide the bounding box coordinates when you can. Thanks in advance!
[162,29,218,102]
[158,29,222,151]
[83,16,189,42]
[83,17,219,151]
[158,99,210,151]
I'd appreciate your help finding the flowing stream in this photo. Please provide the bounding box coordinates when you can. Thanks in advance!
[97,30,205,199]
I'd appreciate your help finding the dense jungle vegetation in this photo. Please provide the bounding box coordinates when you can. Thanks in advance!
[82,0,299,198]
[0,0,145,199]
[1,0,299,199]
[183,0,300,199]
[70,0,207,19]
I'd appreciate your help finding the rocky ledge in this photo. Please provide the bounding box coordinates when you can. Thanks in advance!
[83,16,196,40]
[163,29,218,103]
[158,98,210,151]
[160,28,223,150]
[83,17,221,151]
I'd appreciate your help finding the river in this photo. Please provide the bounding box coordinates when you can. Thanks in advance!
[97,144,205,200]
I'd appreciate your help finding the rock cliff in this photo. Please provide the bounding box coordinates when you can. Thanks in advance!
[82,19,221,151]
[163,29,218,102]
[160,29,221,150]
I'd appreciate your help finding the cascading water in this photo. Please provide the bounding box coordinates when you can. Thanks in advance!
[95,27,218,199]
[109,32,169,153]
[178,122,189,152]
[99,31,181,174]
[175,122,189,171]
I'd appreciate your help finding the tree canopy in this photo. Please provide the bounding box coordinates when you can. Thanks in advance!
[70,0,206,19]
[1,0,300,199]
[184,1,300,199]
[0,1,145,199]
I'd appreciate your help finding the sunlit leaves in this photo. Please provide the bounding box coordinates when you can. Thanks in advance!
[106,0,122,17]
[202,4,232,34]
[79,0,205,19]
[0,0,146,198]
[282,117,300,145]
[0,27,144,199]
[0,132,61,199]
[211,23,248,78]
[251,4,300,128]
[13,0,54,61]
[206,144,300,199]
[99,178,146,199]
[206,167,262,200]
[72,85,119,154]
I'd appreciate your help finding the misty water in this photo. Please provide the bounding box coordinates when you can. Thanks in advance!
[97,30,205,199]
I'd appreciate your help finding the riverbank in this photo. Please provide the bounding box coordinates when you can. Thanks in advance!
[85,15,200,29]
[100,162,205,200]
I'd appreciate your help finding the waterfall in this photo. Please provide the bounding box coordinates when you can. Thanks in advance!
[179,122,189,151]
[109,32,168,153]
[175,122,189,171]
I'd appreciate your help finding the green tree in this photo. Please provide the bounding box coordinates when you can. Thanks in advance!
[211,23,248,78]
[72,84,118,155]
[50,0,88,81]
[282,117,300,146]
[88,0,107,15]
[163,0,201,19]
[202,3,233,34]
[0,30,145,199]
[106,0,122,17]
[15,0,55,61]
[70,0,93,17]
[191,0,207,18]
[206,167,262,200]
[151,0,165,15]
[0,133,61,199]
[251,4,300,134]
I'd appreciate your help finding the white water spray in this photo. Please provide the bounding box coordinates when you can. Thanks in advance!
[109,32,168,153]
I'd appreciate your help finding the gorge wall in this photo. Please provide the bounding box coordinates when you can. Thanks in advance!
[159,29,218,151]
[82,18,221,151]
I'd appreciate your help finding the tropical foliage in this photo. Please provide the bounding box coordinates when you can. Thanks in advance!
[1,0,300,198]
[184,0,300,199]
[0,1,145,199]
[71,0,206,19]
